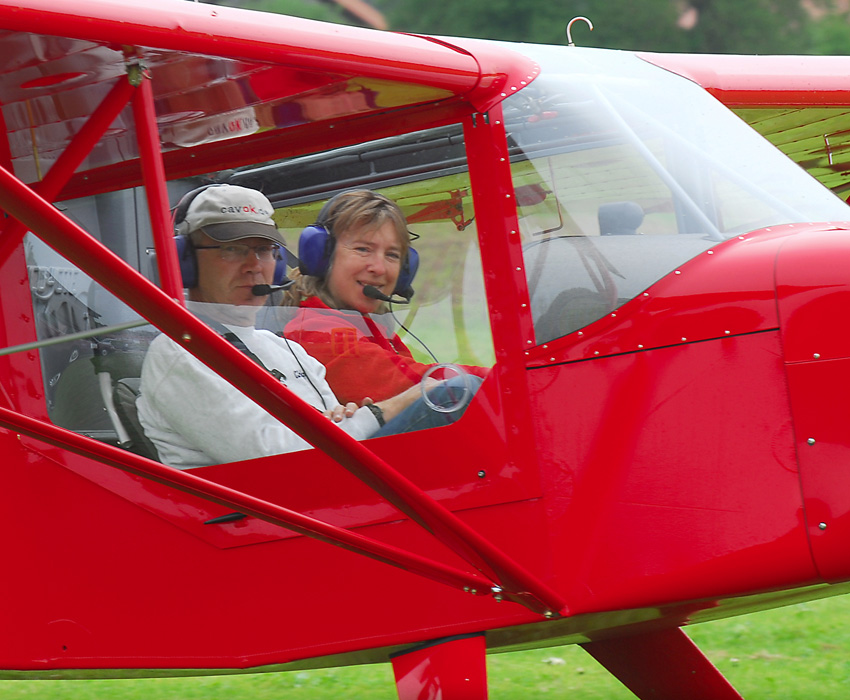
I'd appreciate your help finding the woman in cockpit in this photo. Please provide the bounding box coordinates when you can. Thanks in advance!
[281,189,487,407]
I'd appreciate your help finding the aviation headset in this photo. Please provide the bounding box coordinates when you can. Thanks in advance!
[172,183,288,289]
[298,191,419,298]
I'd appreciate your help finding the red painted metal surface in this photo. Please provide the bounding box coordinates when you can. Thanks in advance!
[523,225,838,367]
[463,106,545,518]
[775,227,850,582]
[0,211,827,671]
[640,53,850,106]
[0,0,538,195]
[0,1,483,93]
[528,328,818,614]
[465,106,535,358]
[391,634,488,700]
[0,5,559,675]
[0,404,497,595]
[131,71,184,303]
[0,164,567,617]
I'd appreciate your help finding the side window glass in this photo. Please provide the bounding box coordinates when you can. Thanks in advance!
[506,87,717,345]
[24,139,496,470]
[505,46,850,346]
[512,145,716,345]
[24,193,157,455]
[270,186,493,369]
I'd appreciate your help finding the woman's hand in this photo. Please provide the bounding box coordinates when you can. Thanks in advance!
[374,378,439,422]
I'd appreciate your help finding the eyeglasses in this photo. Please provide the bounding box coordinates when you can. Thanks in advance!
[195,243,281,263]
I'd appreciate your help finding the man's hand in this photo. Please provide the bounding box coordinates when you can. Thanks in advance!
[323,402,359,423]
[325,378,441,426]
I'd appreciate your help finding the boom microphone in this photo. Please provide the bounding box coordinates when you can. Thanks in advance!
[362,285,410,304]
[252,281,294,296]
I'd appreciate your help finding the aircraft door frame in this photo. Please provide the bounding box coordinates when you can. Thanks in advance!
[463,105,541,479]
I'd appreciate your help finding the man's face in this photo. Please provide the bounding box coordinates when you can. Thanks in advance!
[189,232,275,308]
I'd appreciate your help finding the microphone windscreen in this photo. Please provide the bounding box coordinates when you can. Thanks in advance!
[362,285,388,301]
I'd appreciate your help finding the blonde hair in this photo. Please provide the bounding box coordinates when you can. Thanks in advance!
[283,190,410,309]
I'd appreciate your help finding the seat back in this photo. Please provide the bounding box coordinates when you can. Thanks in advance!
[112,377,159,461]
[598,201,644,236]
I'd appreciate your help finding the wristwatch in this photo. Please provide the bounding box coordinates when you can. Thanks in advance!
[365,403,385,427]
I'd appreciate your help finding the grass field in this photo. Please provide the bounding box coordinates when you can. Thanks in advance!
[2,593,849,699]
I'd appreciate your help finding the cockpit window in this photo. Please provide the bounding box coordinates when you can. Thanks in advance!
[23,134,494,466]
[25,231,157,454]
[504,45,850,344]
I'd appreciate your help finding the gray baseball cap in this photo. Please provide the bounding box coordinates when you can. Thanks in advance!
[183,185,285,245]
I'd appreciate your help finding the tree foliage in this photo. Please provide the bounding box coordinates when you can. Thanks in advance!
[203,0,848,55]
[382,0,689,51]
[379,0,843,53]
[685,0,813,53]
[808,10,850,54]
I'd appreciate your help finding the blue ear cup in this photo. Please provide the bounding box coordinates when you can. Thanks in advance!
[172,185,217,289]
[175,234,198,289]
[395,246,419,298]
[298,223,419,297]
[298,224,333,278]
[272,255,288,286]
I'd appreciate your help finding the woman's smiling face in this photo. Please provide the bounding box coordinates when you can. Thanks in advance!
[326,220,403,313]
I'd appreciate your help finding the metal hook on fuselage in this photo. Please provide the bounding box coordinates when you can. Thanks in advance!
[566,16,594,46]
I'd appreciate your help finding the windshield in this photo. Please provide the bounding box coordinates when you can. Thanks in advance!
[504,45,850,343]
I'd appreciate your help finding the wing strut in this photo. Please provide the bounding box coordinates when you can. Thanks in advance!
[582,628,744,700]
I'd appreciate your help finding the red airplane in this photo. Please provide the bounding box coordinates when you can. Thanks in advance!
[1,2,850,699]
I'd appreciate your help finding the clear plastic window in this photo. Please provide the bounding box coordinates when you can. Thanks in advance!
[24,137,494,467]
[504,45,850,344]
[25,231,156,451]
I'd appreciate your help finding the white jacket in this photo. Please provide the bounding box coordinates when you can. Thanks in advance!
[137,323,379,469]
